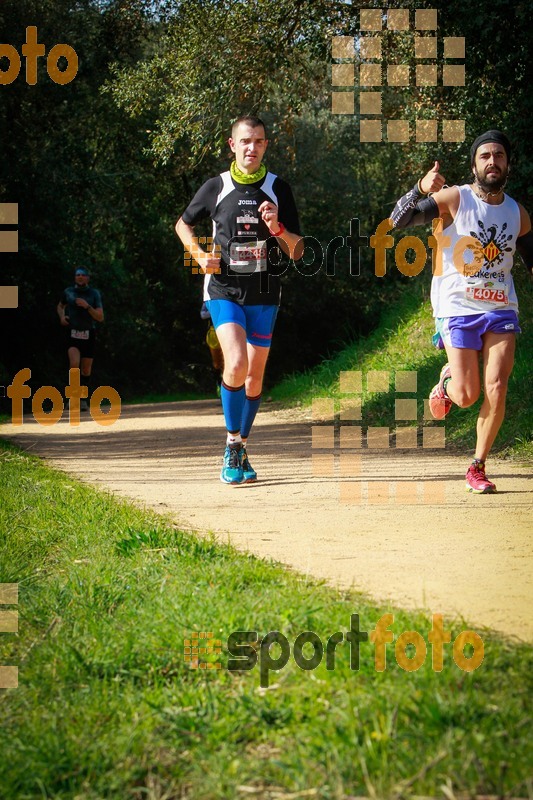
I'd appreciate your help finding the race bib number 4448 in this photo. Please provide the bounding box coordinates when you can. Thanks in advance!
[229,240,267,273]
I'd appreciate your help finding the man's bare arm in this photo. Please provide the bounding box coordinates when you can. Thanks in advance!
[57,301,69,326]
[270,227,304,261]
[86,305,104,323]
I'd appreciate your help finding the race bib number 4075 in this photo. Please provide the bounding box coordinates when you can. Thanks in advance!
[466,282,509,305]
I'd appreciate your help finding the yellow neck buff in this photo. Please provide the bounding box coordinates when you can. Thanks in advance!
[230,160,267,184]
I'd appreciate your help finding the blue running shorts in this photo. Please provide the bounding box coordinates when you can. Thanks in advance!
[206,300,278,347]
[434,309,521,351]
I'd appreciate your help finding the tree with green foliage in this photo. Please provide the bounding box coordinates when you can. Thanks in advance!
[1,0,530,402]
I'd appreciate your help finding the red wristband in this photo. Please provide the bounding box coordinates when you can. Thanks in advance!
[268,222,285,237]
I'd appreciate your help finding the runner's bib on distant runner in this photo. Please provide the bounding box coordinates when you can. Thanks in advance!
[71,329,90,340]
[229,240,267,273]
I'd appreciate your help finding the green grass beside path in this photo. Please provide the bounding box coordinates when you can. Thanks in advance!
[0,442,531,799]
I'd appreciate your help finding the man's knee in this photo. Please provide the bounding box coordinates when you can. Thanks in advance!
[246,358,269,395]
[246,376,264,396]
[451,383,480,408]
[224,356,248,384]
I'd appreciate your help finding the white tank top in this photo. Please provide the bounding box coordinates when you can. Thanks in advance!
[431,184,520,317]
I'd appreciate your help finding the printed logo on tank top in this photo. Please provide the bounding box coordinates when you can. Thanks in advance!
[470,220,514,270]
[465,220,514,304]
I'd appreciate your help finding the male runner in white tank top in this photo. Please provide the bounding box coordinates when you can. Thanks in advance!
[391,130,533,493]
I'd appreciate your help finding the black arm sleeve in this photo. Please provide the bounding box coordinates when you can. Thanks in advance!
[180,177,221,225]
[391,183,440,228]
[515,230,533,274]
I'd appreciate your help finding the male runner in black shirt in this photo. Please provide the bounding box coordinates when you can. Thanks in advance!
[176,116,303,483]
[57,266,104,411]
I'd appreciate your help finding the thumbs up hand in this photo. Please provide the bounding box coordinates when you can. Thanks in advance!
[419,160,446,194]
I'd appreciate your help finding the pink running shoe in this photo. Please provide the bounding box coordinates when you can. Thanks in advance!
[465,461,497,494]
[428,363,452,420]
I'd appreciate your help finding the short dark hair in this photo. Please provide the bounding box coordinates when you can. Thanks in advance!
[231,116,267,138]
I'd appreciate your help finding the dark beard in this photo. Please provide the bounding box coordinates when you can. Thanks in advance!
[473,166,508,194]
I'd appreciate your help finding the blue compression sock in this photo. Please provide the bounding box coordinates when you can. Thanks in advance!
[241,393,262,439]
[221,381,246,433]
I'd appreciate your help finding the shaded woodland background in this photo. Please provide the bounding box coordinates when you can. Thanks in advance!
[1,0,531,399]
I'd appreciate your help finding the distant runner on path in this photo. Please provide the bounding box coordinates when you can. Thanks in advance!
[391,130,533,493]
[176,116,303,484]
[57,266,104,411]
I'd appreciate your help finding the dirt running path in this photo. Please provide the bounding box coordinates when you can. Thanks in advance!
[3,400,532,641]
